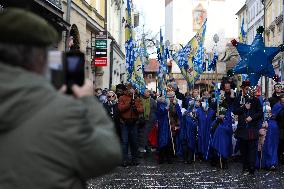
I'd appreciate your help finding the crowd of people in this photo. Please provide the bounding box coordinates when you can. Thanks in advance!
[98,78,284,176]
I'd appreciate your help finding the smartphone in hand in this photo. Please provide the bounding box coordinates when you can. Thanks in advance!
[63,51,85,94]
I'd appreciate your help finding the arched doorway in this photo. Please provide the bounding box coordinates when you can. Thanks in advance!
[69,24,80,50]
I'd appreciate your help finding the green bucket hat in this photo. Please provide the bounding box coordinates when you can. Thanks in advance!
[0,8,58,47]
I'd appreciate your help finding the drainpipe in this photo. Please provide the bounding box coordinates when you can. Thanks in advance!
[109,41,114,89]
[262,0,269,97]
[65,0,72,51]
[282,0,284,82]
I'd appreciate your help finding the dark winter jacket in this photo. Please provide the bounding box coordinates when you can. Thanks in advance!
[269,92,280,109]
[103,101,120,121]
[233,96,263,140]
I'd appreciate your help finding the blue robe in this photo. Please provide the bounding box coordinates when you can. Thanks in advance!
[256,119,279,168]
[272,102,284,117]
[157,102,183,157]
[157,101,171,149]
[173,104,183,157]
[212,111,233,158]
[196,108,215,158]
[181,110,198,152]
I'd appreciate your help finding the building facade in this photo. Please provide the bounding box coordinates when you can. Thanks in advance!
[1,0,70,49]
[264,0,284,96]
[106,0,126,89]
[61,0,106,88]
[236,4,247,42]
[165,0,232,92]
[246,0,264,44]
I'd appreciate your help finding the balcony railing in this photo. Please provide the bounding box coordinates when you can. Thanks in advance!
[46,0,62,10]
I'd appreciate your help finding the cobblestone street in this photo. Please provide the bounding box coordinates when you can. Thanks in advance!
[88,154,284,189]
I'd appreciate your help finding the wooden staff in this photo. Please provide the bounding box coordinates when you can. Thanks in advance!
[219,154,223,169]
[168,110,176,156]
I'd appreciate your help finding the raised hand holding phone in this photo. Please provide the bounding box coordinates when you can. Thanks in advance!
[72,80,93,98]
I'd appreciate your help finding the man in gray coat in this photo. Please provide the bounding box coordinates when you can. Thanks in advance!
[0,8,121,189]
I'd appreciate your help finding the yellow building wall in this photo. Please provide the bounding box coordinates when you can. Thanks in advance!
[72,0,105,28]
[265,0,283,47]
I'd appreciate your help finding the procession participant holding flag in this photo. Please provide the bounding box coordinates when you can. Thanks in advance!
[156,86,183,164]
[256,104,279,170]
[233,81,263,175]
[118,84,144,167]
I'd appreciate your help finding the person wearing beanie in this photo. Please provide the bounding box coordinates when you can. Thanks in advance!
[256,105,279,170]
[0,8,122,189]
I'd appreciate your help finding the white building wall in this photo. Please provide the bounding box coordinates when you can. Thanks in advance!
[246,0,264,44]
[104,0,126,88]
[165,0,174,44]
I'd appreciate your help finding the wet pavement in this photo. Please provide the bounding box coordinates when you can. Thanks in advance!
[88,154,284,189]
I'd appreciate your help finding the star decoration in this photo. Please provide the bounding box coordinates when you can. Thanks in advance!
[231,26,283,86]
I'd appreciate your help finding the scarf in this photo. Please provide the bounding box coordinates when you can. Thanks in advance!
[141,97,151,120]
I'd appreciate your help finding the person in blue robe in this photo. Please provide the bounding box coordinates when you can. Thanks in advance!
[211,109,233,169]
[156,92,183,164]
[256,105,279,170]
[157,97,172,164]
[181,99,201,164]
[196,99,216,160]
[272,97,284,164]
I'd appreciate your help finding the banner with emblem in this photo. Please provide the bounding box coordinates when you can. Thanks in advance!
[125,0,146,93]
[173,19,207,86]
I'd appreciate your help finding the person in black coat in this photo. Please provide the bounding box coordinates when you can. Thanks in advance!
[233,81,263,175]
[103,91,121,140]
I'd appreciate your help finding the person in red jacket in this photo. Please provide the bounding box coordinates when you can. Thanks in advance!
[118,84,144,167]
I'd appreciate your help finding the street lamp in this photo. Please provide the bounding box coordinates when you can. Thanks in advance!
[261,0,269,97]
[213,34,219,84]
[213,34,220,44]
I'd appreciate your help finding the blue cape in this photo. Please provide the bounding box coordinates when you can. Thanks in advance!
[212,111,233,158]
[181,111,198,152]
[256,119,279,168]
[157,102,183,157]
[272,102,284,117]
[157,101,171,149]
[196,107,215,158]
[174,104,183,157]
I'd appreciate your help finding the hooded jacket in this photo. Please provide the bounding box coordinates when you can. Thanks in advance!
[0,63,122,189]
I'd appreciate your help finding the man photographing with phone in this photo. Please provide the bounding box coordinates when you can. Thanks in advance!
[0,8,121,189]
